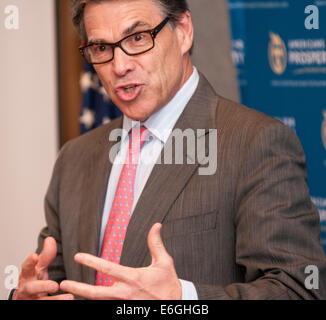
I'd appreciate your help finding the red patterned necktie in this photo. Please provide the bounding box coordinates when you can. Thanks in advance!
[95,126,149,286]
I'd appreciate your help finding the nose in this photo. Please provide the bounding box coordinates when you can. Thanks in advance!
[111,46,135,77]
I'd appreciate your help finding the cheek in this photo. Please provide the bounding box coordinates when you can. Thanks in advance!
[94,66,113,92]
[156,52,183,97]
[154,50,180,89]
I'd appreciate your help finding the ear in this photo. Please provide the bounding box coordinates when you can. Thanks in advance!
[175,11,194,56]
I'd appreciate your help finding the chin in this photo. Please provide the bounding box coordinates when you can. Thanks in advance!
[123,105,157,122]
[122,109,149,122]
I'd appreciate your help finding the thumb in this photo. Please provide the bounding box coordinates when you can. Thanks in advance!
[147,223,170,264]
[36,237,57,272]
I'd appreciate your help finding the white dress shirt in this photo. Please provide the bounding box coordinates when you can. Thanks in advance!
[99,67,199,300]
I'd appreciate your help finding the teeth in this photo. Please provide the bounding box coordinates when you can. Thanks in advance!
[124,85,136,93]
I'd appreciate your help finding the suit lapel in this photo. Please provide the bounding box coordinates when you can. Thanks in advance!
[120,74,219,268]
[77,118,123,284]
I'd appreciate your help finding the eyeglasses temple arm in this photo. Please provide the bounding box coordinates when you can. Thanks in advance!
[152,17,170,38]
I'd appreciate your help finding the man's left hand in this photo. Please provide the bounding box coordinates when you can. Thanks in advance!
[60,223,182,300]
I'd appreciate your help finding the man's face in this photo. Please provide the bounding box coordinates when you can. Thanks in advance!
[84,0,193,122]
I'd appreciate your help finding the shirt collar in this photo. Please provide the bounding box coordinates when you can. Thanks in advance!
[122,67,199,144]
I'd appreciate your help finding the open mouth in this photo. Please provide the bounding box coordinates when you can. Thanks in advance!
[124,85,137,93]
[115,84,143,102]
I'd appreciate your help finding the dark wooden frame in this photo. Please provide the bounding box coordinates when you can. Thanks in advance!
[57,0,83,147]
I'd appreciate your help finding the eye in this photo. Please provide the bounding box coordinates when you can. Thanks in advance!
[133,33,144,42]
[97,44,108,52]
[90,44,109,54]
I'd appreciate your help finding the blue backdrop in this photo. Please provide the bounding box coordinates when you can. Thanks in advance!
[228,0,326,251]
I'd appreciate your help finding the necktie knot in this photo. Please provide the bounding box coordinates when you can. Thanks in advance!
[128,126,150,165]
[129,125,150,148]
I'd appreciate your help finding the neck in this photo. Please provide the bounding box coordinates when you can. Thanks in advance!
[180,56,194,89]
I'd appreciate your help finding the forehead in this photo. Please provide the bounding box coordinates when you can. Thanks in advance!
[84,0,165,41]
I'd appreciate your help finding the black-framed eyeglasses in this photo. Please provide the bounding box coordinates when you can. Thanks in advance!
[79,17,170,65]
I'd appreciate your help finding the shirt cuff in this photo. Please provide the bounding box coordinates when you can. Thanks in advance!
[8,289,16,300]
[179,279,198,300]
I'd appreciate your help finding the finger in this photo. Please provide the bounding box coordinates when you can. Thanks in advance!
[147,223,170,264]
[74,253,133,282]
[36,237,57,273]
[23,280,59,296]
[60,280,113,300]
[21,253,39,279]
[38,294,75,300]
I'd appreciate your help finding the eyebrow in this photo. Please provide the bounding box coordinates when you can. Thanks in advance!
[87,39,106,45]
[121,21,151,37]
[87,21,151,45]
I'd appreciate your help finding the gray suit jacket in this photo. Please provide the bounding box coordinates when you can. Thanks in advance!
[37,74,326,299]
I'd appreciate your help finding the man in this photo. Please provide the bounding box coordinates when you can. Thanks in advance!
[12,0,326,300]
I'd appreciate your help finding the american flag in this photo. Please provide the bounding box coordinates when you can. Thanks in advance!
[79,63,122,134]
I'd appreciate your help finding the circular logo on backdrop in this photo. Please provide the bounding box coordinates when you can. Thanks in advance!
[322,111,326,151]
[268,32,287,75]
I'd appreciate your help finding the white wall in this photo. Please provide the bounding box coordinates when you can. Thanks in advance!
[0,0,58,299]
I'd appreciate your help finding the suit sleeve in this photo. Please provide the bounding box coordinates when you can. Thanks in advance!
[195,123,326,299]
[35,142,72,284]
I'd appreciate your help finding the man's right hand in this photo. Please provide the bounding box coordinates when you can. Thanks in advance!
[12,237,74,300]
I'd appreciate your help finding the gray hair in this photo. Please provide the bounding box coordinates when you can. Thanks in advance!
[71,0,190,42]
